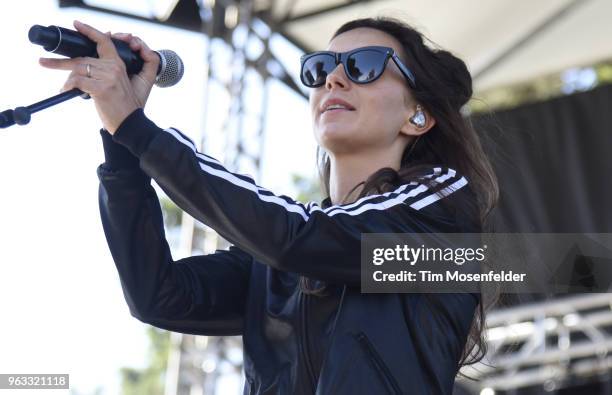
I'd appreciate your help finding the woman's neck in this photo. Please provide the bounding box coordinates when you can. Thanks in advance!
[328,149,401,205]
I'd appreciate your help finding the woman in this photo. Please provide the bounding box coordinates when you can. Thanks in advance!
[41,16,498,394]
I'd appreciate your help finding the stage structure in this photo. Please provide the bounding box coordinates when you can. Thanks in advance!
[58,1,612,394]
[458,293,612,394]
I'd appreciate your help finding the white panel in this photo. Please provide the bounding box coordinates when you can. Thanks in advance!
[84,0,174,18]
[473,0,612,91]
[85,0,612,92]
[273,0,351,20]
[281,0,612,93]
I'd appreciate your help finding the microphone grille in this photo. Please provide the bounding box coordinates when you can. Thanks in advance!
[155,49,184,88]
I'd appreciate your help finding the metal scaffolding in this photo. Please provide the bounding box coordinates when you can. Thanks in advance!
[458,293,612,394]
[58,1,291,393]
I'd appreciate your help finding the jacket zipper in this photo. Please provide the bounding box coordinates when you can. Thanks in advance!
[355,332,402,395]
[299,289,318,393]
[246,377,255,395]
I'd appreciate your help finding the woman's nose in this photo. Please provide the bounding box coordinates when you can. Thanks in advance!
[325,64,349,90]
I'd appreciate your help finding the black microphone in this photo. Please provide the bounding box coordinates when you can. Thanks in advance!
[28,24,184,87]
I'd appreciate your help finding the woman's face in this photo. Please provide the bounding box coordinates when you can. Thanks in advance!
[309,27,416,156]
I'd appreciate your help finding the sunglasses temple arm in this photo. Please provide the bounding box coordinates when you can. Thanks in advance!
[392,54,416,88]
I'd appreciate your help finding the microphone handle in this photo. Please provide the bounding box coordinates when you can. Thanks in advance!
[0,25,178,129]
[29,25,158,76]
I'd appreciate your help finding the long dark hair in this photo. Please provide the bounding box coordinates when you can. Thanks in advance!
[298,16,499,372]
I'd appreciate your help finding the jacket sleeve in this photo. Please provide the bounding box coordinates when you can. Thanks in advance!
[97,128,252,336]
[111,109,477,287]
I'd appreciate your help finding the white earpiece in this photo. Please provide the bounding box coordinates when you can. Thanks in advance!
[409,104,426,128]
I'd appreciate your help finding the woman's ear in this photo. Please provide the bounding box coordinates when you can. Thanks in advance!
[400,104,435,137]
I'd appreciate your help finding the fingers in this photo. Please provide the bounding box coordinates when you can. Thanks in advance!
[111,32,132,40]
[41,22,159,84]
[111,32,144,54]
[39,56,79,70]
[39,57,105,82]
[111,33,159,81]
[73,20,120,60]
[135,38,159,81]
[39,56,96,71]
[60,71,100,94]
[111,32,134,48]
[39,57,120,80]
[136,38,159,63]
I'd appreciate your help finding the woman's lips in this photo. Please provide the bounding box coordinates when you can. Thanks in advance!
[321,108,355,117]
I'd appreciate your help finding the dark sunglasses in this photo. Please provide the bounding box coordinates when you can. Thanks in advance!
[300,45,416,89]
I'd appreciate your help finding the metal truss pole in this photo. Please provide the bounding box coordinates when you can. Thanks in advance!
[458,293,612,393]
[169,1,273,394]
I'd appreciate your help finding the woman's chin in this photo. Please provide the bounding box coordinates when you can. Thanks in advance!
[317,130,361,154]
[317,125,354,140]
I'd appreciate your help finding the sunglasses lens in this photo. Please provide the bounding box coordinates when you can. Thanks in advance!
[301,54,336,87]
[300,48,390,87]
[347,49,386,83]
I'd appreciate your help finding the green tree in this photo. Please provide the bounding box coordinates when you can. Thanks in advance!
[291,173,323,204]
[119,327,171,395]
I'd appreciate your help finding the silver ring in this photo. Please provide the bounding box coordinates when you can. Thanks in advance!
[86,63,92,78]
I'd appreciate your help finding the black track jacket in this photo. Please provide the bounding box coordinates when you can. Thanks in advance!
[97,108,481,395]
